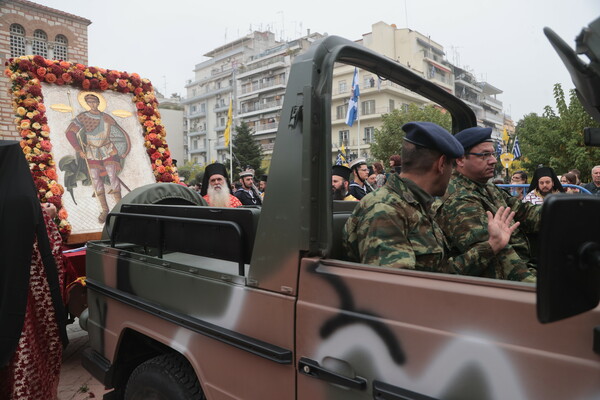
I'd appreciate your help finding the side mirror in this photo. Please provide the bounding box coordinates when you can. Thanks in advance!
[537,194,600,323]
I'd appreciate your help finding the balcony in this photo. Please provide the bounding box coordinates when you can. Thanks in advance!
[237,56,286,78]
[482,109,503,126]
[215,138,227,150]
[186,109,206,119]
[238,99,283,117]
[239,78,286,98]
[261,142,275,153]
[188,129,207,138]
[481,95,502,111]
[215,124,226,132]
[214,103,230,112]
[189,147,206,155]
[253,122,278,135]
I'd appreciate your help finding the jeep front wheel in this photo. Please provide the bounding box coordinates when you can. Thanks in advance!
[124,353,205,400]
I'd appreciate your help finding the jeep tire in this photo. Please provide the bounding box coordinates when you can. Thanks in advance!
[124,353,205,400]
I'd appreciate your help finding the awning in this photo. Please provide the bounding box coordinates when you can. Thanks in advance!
[425,58,451,73]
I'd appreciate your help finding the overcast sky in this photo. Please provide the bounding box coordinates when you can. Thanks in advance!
[38,0,599,122]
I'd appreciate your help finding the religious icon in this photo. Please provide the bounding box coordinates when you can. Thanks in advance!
[63,92,131,223]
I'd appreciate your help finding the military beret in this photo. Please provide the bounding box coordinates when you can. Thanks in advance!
[349,158,367,170]
[332,165,352,181]
[402,121,464,158]
[454,126,494,150]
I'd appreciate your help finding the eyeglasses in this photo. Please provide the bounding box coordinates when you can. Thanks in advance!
[466,151,497,160]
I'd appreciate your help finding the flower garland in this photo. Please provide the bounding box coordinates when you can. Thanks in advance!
[4,55,180,240]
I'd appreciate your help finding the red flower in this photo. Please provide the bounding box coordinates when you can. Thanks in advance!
[88,66,98,74]
[45,73,57,83]
[55,78,64,85]
[18,59,33,72]
[150,151,161,160]
[105,74,117,84]
[33,55,46,66]
[143,106,154,116]
[70,70,84,82]
[36,67,46,77]
[121,71,130,79]
[134,87,143,95]
[28,85,42,97]
[75,63,86,70]
[82,79,90,89]
[34,177,48,190]
[99,80,109,90]
[162,173,173,182]
[47,195,62,209]
[136,101,145,110]
[62,73,72,83]
[90,78,99,89]
[50,64,63,76]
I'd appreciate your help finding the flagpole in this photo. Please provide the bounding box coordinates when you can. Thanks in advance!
[356,68,360,158]
[229,95,233,182]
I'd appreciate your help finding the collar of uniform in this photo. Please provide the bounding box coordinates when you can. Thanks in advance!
[387,174,433,210]
[453,172,491,192]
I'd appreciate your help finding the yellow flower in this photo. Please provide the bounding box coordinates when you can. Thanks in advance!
[23,146,31,154]
[26,131,36,139]
[45,191,53,198]
[26,112,34,119]
[32,122,42,130]
[20,120,30,129]
[84,70,93,78]
[16,107,26,116]
[33,147,41,155]
[155,159,162,166]
[158,147,165,153]
[39,163,46,170]
[40,130,50,138]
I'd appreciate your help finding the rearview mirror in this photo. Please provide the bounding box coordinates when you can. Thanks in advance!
[537,194,600,323]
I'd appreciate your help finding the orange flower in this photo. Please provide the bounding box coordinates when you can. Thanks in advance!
[50,184,63,195]
[58,208,68,220]
[44,168,57,180]
[82,79,90,89]
[157,166,166,174]
[45,73,57,83]
[37,103,46,112]
[75,63,86,71]
[36,67,46,77]
[59,61,71,68]
[99,80,109,90]
[20,119,31,129]
[61,73,73,83]
[144,121,154,127]
[44,59,55,67]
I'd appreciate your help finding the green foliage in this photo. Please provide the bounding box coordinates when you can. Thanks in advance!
[515,84,600,181]
[177,161,205,185]
[232,122,265,180]
[370,104,452,163]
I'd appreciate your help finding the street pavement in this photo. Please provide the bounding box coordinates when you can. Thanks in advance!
[58,321,110,400]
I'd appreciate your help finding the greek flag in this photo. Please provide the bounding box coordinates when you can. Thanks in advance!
[345,68,360,127]
[512,136,522,159]
[335,152,346,165]
[496,140,503,157]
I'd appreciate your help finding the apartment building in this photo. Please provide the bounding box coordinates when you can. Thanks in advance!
[332,22,451,161]
[183,31,322,167]
[0,0,91,139]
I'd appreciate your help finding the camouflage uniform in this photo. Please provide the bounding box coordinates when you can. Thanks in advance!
[435,173,540,282]
[343,174,495,273]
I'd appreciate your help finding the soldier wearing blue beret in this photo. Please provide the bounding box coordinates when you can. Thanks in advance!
[435,125,541,282]
[343,121,519,274]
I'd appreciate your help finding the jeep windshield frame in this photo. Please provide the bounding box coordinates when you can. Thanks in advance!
[249,35,477,293]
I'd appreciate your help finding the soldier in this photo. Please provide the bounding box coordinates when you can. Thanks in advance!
[435,126,540,282]
[332,165,358,201]
[343,122,520,273]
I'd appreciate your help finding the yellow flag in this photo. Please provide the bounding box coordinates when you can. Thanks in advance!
[502,127,509,144]
[224,99,233,147]
[340,142,346,155]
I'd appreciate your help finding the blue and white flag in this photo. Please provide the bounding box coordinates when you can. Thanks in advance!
[496,140,503,157]
[345,68,360,127]
[512,136,522,159]
[335,152,346,166]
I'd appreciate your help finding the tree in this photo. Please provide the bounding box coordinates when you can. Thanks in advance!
[370,104,452,163]
[516,84,600,182]
[177,161,205,185]
[232,122,265,180]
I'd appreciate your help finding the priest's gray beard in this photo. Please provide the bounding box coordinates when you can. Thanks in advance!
[207,184,231,207]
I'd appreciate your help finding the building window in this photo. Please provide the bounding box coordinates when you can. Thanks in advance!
[32,29,48,57]
[54,34,68,60]
[402,103,410,112]
[364,127,374,143]
[389,99,395,112]
[338,80,347,94]
[361,100,376,115]
[339,130,349,146]
[336,104,348,120]
[10,24,26,57]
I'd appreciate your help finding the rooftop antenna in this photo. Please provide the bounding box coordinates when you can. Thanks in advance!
[404,0,409,28]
